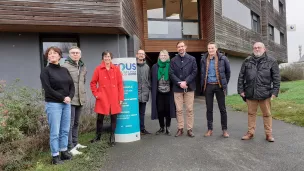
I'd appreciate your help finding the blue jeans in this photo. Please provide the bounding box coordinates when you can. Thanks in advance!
[45,102,71,156]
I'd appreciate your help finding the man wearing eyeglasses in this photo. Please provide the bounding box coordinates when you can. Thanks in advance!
[238,42,280,142]
[169,41,198,138]
[137,49,152,135]
[62,46,87,155]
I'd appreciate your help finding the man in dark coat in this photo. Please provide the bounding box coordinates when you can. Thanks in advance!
[238,42,280,142]
[201,42,231,138]
[169,41,197,138]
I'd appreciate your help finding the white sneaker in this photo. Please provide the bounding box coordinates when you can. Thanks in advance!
[70,148,83,156]
[75,143,87,149]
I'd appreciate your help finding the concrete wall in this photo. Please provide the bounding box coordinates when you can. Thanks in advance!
[226,55,244,95]
[0,33,128,102]
[0,33,41,88]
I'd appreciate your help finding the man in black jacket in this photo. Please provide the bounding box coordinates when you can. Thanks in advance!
[238,42,280,142]
[201,42,231,138]
[170,41,197,137]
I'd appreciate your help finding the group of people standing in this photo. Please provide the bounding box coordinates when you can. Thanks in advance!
[40,40,280,165]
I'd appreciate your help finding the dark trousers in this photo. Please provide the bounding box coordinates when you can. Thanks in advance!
[139,102,146,131]
[68,105,82,150]
[157,92,171,128]
[96,114,117,136]
[205,84,227,130]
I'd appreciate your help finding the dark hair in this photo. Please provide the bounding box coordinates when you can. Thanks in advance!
[101,51,113,60]
[176,41,186,47]
[44,46,62,59]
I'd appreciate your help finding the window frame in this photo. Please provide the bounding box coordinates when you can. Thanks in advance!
[147,0,201,40]
[280,32,284,45]
[251,11,260,33]
[268,24,274,41]
[39,34,80,69]
[279,1,284,15]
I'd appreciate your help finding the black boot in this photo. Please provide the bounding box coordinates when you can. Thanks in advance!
[60,150,72,161]
[109,133,115,147]
[166,127,171,136]
[155,128,165,135]
[90,134,101,143]
[52,155,63,165]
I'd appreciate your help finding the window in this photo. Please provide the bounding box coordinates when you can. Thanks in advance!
[147,0,200,39]
[268,25,274,41]
[279,1,284,14]
[280,32,284,45]
[251,11,260,33]
[40,35,79,68]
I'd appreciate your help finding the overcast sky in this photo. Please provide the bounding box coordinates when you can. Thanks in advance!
[286,0,304,62]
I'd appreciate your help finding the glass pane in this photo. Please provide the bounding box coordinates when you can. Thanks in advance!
[183,22,199,38]
[42,42,78,67]
[166,0,181,19]
[147,0,163,19]
[148,21,182,38]
[183,0,198,20]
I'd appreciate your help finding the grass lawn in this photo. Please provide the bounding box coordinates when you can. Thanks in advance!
[25,132,110,171]
[226,80,304,127]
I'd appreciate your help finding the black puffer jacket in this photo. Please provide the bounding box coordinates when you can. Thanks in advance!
[237,53,280,100]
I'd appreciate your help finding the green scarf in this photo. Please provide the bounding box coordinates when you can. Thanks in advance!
[157,59,170,80]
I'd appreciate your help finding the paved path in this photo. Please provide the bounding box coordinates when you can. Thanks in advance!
[102,99,304,171]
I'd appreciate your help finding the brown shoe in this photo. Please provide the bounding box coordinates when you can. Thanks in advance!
[175,128,184,137]
[266,135,275,142]
[222,130,229,138]
[204,130,213,137]
[241,132,254,140]
[187,129,195,138]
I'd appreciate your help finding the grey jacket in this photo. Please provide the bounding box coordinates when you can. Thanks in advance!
[62,58,87,106]
[137,62,151,102]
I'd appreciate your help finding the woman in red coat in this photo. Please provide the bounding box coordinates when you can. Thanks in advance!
[90,51,124,146]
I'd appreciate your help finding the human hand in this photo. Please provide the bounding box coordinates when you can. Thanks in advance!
[120,101,123,105]
[271,95,276,100]
[179,81,187,89]
[64,97,71,104]
[240,92,245,97]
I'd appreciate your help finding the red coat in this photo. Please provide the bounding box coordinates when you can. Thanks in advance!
[90,62,124,115]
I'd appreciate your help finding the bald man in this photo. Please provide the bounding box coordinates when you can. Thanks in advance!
[237,42,280,142]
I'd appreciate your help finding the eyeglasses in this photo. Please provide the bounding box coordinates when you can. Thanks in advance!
[70,52,80,55]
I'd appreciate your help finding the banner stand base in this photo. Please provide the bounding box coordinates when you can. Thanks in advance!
[115,132,141,143]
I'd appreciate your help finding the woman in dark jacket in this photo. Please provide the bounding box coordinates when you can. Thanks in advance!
[40,46,75,165]
[151,50,176,135]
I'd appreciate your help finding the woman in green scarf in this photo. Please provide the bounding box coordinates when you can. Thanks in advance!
[151,50,176,135]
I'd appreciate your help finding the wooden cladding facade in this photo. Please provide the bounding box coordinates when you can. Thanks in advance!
[214,0,287,61]
[0,0,143,40]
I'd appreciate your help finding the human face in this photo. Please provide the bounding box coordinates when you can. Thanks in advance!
[208,44,217,56]
[177,42,187,56]
[69,48,81,62]
[136,50,145,60]
[103,53,112,64]
[48,49,61,64]
[159,52,169,62]
[253,42,266,57]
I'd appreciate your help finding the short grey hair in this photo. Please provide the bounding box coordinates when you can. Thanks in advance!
[69,46,81,52]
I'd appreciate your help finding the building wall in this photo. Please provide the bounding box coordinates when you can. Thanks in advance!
[0,32,41,88]
[0,33,128,101]
[226,55,244,95]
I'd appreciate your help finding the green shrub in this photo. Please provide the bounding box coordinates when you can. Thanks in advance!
[0,79,46,143]
[280,63,304,81]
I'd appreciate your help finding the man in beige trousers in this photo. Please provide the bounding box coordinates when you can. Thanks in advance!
[237,42,280,142]
[169,41,198,137]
